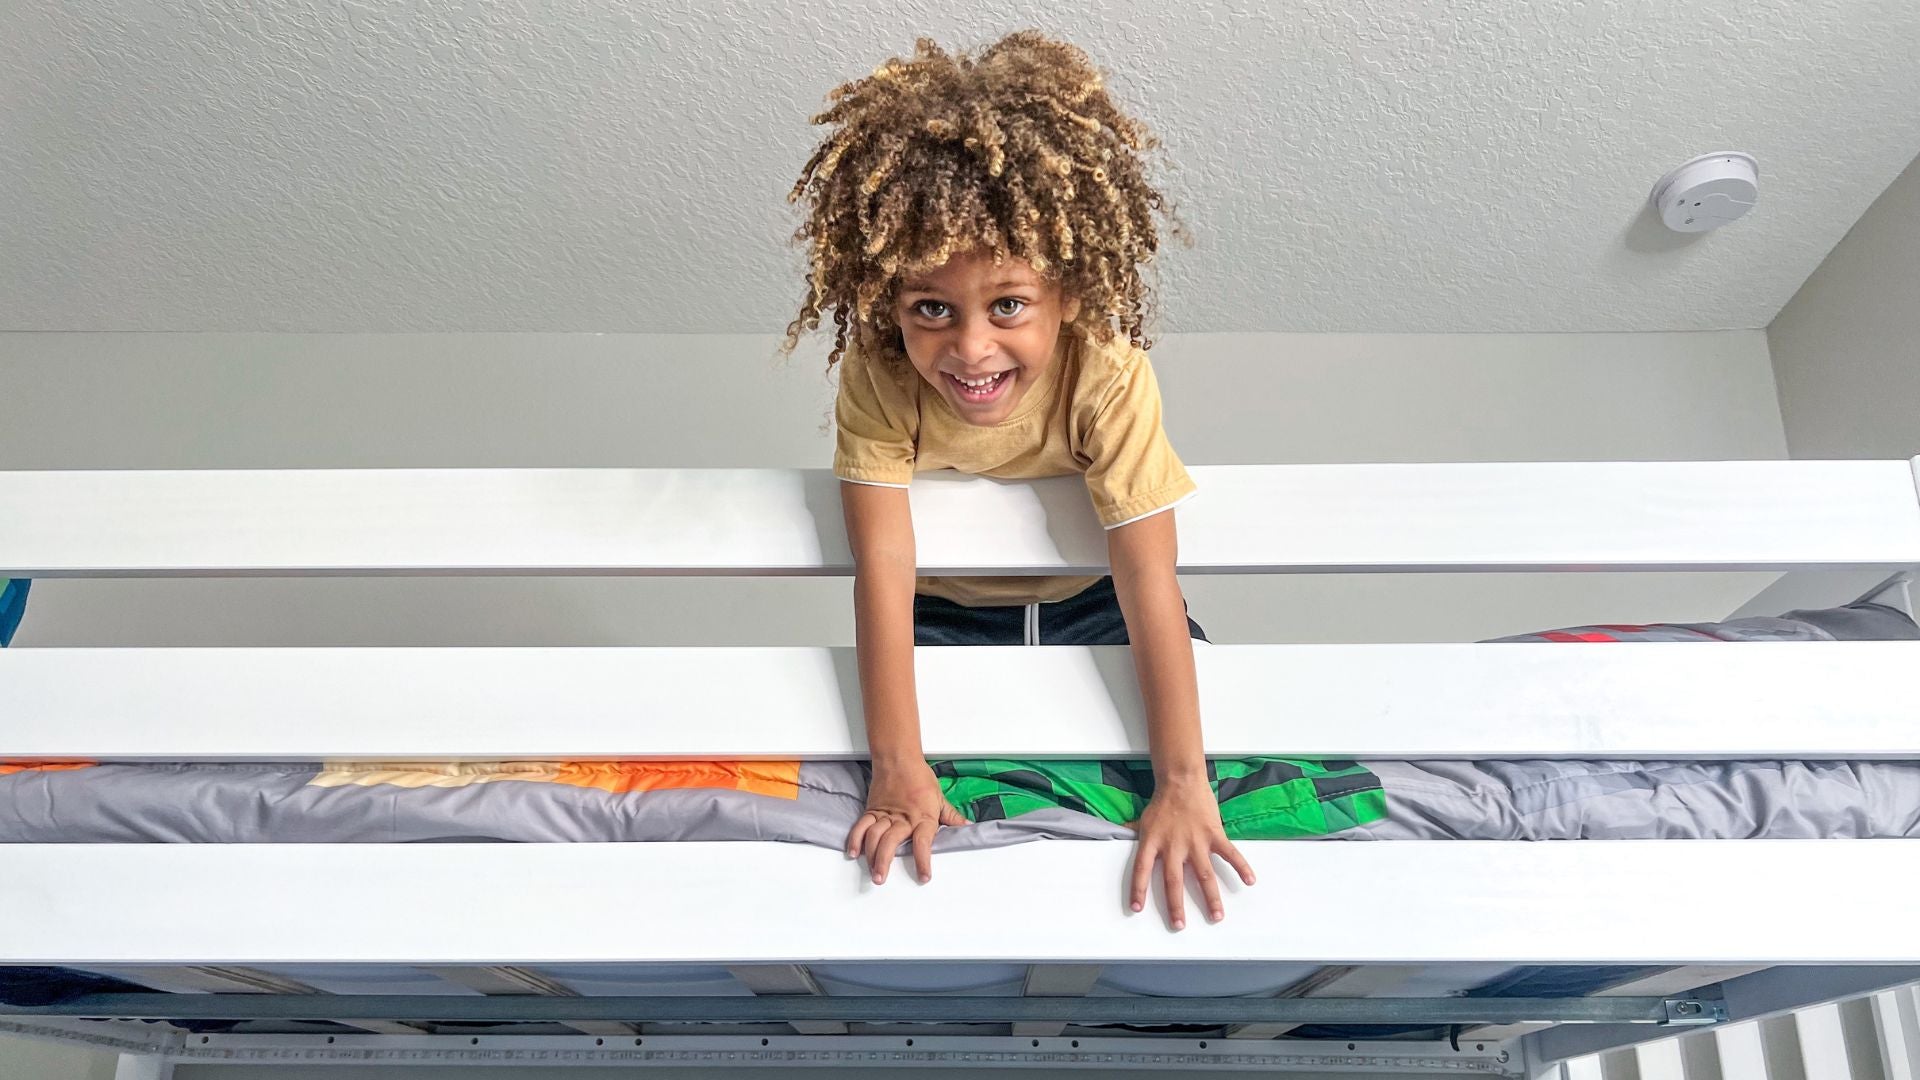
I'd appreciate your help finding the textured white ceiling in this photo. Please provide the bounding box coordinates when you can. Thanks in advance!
[3,0,1918,334]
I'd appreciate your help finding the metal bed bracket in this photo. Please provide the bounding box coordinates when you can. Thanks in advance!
[1660,997,1727,1025]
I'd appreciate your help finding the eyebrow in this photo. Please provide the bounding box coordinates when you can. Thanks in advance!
[900,278,1040,293]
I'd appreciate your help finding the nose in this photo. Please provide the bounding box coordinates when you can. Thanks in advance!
[951,320,998,371]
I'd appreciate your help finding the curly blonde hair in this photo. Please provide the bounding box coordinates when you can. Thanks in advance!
[782,31,1179,371]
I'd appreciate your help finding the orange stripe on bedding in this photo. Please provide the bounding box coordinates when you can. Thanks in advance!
[310,760,802,800]
[551,761,802,798]
[0,761,96,775]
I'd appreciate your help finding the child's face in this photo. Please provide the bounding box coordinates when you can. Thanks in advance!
[893,250,1081,427]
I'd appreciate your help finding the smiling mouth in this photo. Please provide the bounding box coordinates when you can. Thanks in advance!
[946,370,1013,402]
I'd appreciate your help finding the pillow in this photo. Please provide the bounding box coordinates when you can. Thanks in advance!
[1484,601,1919,644]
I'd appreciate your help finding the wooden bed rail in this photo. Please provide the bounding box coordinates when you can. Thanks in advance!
[4,641,1917,761]
[5,841,1919,966]
[5,459,1916,764]
[4,460,1919,578]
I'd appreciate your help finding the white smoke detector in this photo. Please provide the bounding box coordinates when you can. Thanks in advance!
[1650,152,1759,233]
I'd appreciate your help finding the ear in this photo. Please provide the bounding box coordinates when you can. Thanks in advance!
[1061,293,1082,323]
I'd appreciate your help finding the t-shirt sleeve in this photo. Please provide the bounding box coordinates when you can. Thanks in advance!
[831,343,919,487]
[1081,350,1197,529]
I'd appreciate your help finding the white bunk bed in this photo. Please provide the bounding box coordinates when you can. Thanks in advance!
[2,459,1919,1079]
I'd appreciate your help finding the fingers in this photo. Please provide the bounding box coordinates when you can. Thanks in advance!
[1162,856,1185,931]
[858,813,892,879]
[856,796,968,885]
[1132,843,1242,930]
[1129,842,1155,914]
[1128,819,1258,931]
[1193,852,1224,924]
[866,817,913,884]
[845,812,878,859]
[911,819,937,884]
[1217,838,1257,886]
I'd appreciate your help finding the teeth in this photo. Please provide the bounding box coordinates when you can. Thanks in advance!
[955,372,1004,388]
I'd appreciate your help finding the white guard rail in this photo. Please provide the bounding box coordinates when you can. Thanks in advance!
[2,460,1919,969]
[2,461,1918,576]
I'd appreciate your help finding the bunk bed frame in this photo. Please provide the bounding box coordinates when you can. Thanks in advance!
[3,459,1919,1078]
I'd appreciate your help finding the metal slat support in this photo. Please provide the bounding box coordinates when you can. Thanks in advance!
[1012,964,1104,1038]
[108,967,423,1037]
[725,965,847,1036]
[36,1031,1520,1073]
[1471,965,1772,1044]
[1225,964,1425,1040]
[1,993,1727,1027]
[416,966,637,1038]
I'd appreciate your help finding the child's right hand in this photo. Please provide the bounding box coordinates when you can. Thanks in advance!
[848,760,967,885]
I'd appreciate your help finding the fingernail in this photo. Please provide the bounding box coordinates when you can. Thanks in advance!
[1211,909,1223,922]
[1131,902,1142,912]
[1172,919,1185,931]
[919,874,929,884]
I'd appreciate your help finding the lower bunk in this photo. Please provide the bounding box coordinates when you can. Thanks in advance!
[2,601,1917,1075]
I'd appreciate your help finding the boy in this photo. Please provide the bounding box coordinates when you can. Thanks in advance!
[783,32,1253,929]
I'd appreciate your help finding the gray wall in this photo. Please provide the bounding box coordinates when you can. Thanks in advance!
[1,329,1785,645]
[1769,152,1920,461]
[1729,151,1920,619]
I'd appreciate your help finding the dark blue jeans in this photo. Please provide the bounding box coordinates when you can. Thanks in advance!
[913,576,1210,646]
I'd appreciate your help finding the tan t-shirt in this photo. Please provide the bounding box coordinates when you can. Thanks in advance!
[832,328,1197,607]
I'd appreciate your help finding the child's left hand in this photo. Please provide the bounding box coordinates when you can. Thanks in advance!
[1128,778,1256,930]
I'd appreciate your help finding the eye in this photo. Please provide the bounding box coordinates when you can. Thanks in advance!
[912,300,951,320]
[992,297,1028,317]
